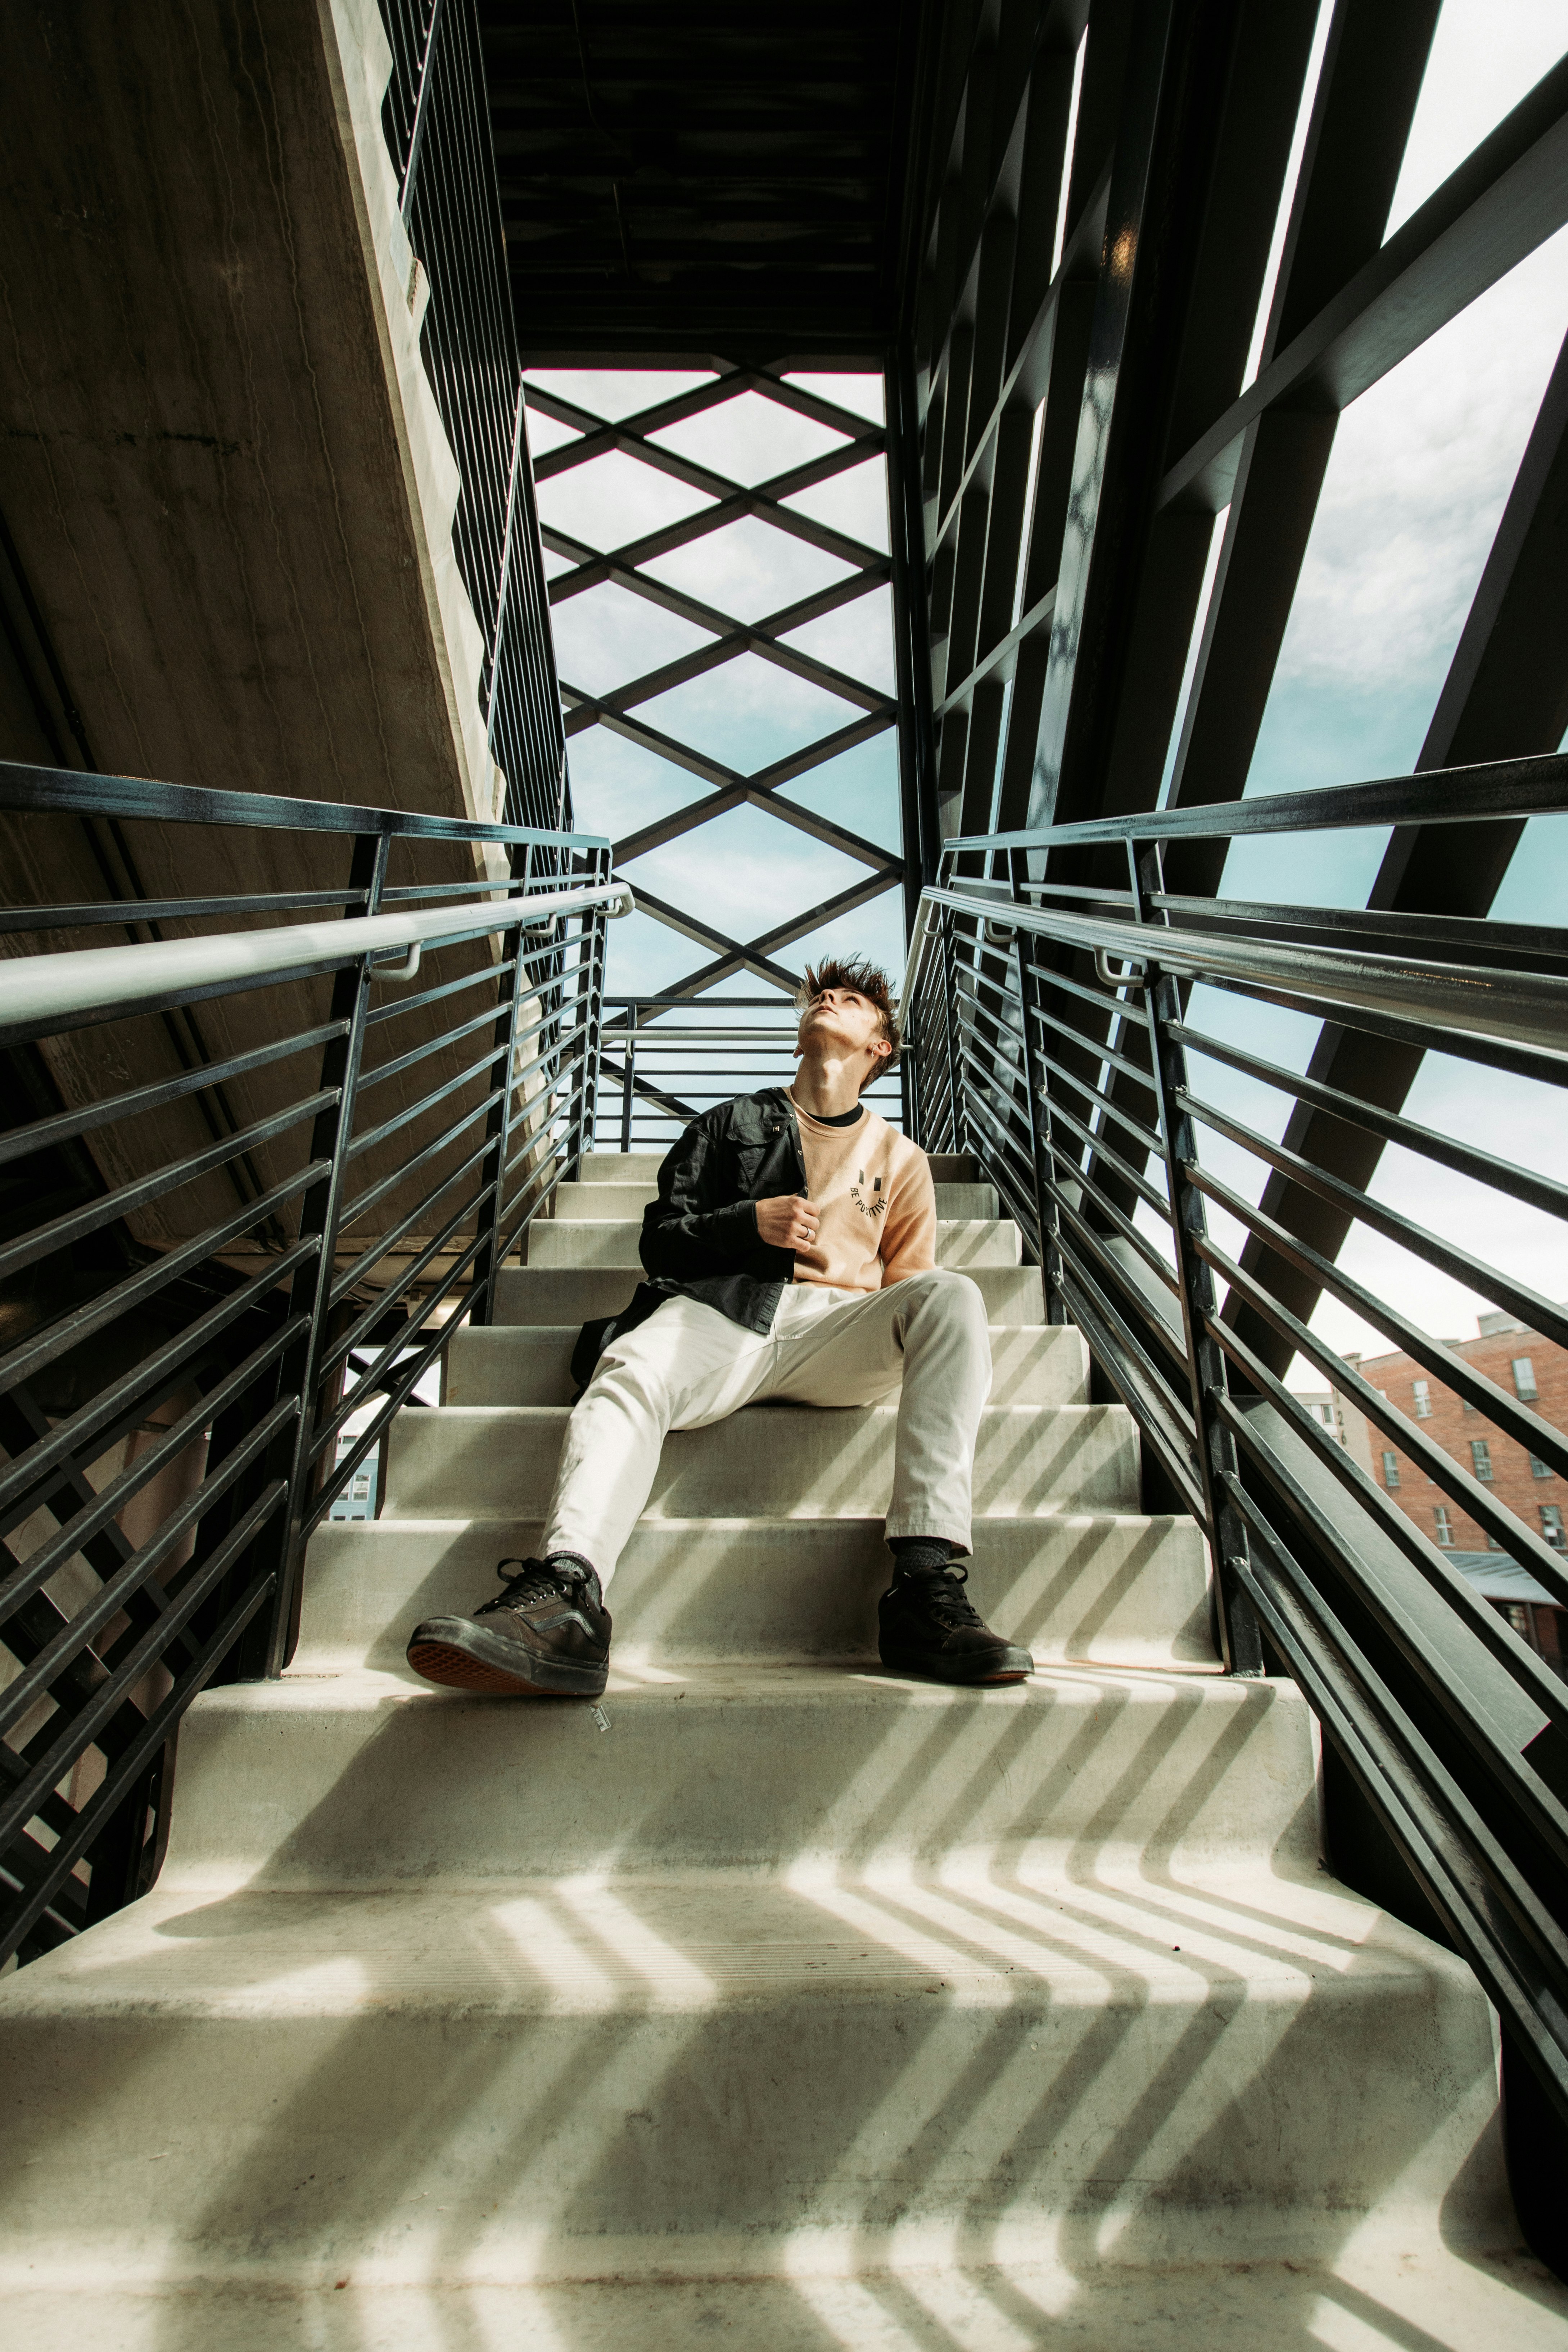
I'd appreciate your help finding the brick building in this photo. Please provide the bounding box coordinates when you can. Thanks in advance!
[1330,1309,1567,1673]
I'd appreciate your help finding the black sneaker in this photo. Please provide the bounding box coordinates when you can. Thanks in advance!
[406,1557,611,1697]
[878,1562,1032,1685]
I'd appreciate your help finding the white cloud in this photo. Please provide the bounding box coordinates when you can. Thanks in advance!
[1273,224,1568,696]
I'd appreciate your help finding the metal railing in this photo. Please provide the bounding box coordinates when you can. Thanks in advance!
[594,998,907,1155]
[376,0,565,833]
[900,750,1568,2128]
[0,760,624,1969]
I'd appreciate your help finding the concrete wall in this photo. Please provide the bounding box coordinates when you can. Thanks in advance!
[0,0,536,1241]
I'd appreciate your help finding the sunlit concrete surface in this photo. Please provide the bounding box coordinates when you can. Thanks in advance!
[3,1156,1561,2341]
[5,2251,1566,2351]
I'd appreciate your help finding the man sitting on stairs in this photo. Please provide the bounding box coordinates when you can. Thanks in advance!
[406,957,1034,1702]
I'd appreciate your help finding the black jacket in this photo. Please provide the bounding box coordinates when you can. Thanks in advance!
[569,1088,808,1391]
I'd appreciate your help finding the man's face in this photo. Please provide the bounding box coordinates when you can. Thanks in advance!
[796,986,890,1070]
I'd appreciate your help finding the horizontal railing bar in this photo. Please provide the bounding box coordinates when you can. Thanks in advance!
[1024,953,1142,1030]
[1044,1093,1171,1220]
[1222,1493,1568,2126]
[1030,999,1153,1092]
[318,1183,494,1404]
[309,1258,489,1527]
[1171,1020,1568,1224]
[0,1478,290,1857]
[1049,1182,1191,1354]
[0,888,376,933]
[1044,1144,1181,1297]
[0,1089,336,1290]
[1203,1265,1568,1695]
[0,1564,276,1971]
[1193,967,1568,1094]
[0,1019,347,1175]
[1032,1044,1163,1159]
[363,955,514,1032]
[1150,891,1568,973]
[1052,1259,1205,1518]
[337,1090,498,1238]
[925,886,1568,1057]
[356,997,511,1100]
[1213,1383,1568,1863]
[0,1237,317,1530]
[0,756,610,849]
[347,1038,502,1165]
[1198,1238,1568,1608]
[1179,1086,1568,1355]
[0,1390,297,1738]
[2,880,632,1045]
[944,750,1568,853]
[0,1200,317,1404]
[1186,1161,1568,1484]
[0,1306,308,1632]
[328,1140,495,1310]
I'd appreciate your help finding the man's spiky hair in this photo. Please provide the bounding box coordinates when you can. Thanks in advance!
[795,956,901,1091]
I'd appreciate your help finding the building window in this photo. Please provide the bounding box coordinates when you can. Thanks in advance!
[1544,1506,1566,1550]
[1531,1455,1552,1480]
[1381,1451,1400,1489]
[1470,1439,1494,1482]
[1413,1380,1432,1418]
[1434,1506,1455,1547]
[1512,1358,1538,1401]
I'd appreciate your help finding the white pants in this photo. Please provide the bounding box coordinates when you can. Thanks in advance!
[543,1269,991,1588]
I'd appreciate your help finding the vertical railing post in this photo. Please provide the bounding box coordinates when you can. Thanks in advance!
[1131,840,1264,1677]
[399,0,448,220]
[620,1003,638,1154]
[1013,924,1064,1318]
[471,845,531,1328]
[258,825,390,1679]
[574,859,607,1174]
[939,911,963,1158]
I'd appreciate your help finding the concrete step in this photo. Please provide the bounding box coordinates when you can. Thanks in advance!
[298,1510,1214,1672]
[146,1663,1317,1884]
[0,1857,1511,2295]
[573,1150,979,1187]
[382,1401,1142,1519]
[553,1178,1000,1221]
[525,1217,1023,1270]
[491,1261,1045,1327]
[443,1319,1090,1407]
[5,2249,1561,2348]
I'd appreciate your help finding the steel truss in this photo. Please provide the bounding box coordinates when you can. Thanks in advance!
[900,0,1568,1354]
[528,364,906,1010]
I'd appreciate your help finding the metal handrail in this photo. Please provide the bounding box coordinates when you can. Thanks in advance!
[903,884,1568,1055]
[899,747,1568,2132]
[0,761,616,1969]
[1,879,634,1043]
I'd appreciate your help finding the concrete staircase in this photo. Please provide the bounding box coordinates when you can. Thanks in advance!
[2,1152,1561,2347]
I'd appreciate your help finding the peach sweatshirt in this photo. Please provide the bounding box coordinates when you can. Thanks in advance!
[787,1096,937,1292]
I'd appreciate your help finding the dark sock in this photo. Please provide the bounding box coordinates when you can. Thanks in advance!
[889,1536,957,1577]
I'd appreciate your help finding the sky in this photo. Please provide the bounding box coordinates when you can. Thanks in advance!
[523,0,1568,1377]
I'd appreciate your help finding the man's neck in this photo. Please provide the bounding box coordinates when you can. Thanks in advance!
[788,1052,867,1120]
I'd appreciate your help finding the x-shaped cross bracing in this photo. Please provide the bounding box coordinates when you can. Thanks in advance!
[528,362,904,1020]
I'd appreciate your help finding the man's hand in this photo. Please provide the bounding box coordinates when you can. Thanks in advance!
[754,1193,820,1252]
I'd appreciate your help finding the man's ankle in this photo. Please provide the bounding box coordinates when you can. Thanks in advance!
[547,1551,603,1604]
[888,1535,958,1577]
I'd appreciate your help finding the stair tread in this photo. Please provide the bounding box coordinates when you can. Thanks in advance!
[4,2256,1562,2347]
[6,1857,1457,2016]
[207,1657,1262,1711]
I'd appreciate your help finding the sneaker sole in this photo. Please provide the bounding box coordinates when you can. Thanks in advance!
[406,1620,608,1699]
[877,1646,1034,1687]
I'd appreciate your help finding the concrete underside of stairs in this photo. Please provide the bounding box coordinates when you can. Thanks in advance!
[4,1155,1563,2344]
